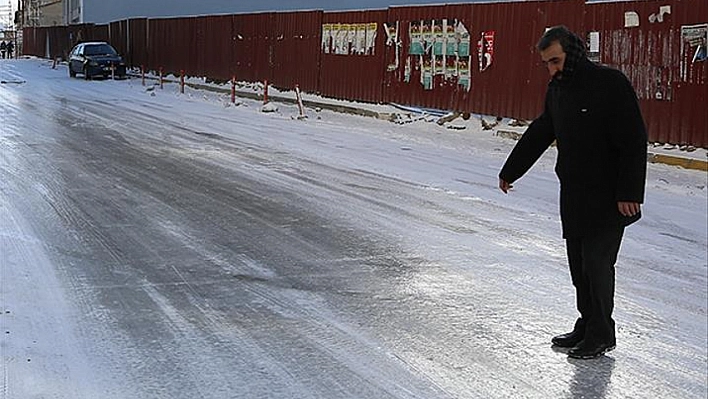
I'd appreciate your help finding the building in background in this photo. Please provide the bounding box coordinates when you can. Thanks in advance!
[17,0,61,27]
[1,1,15,44]
[64,0,496,25]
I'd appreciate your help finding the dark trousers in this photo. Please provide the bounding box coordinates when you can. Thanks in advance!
[566,227,624,343]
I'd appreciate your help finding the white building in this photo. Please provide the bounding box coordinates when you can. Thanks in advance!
[64,0,493,25]
[22,0,62,27]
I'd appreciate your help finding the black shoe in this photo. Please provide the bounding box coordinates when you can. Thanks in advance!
[551,330,584,348]
[567,340,616,359]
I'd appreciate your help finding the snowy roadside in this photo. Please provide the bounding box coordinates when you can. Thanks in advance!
[116,63,708,171]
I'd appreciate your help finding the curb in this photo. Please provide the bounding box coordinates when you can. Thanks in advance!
[495,130,707,172]
[137,75,707,173]
[140,75,396,122]
[648,152,708,172]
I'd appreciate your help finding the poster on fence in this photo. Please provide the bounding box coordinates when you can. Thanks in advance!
[385,22,400,71]
[681,24,707,63]
[458,57,470,91]
[322,24,332,54]
[432,20,445,56]
[348,24,357,54]
[322,22,378,56]
[586,31,601,63]
[390,18,473,91]
[409,21,425,55]
[333,24,346,55]
[457,22,470,57]
[366,23,377,55]
[478,30,495,71]
[446,20,458,56]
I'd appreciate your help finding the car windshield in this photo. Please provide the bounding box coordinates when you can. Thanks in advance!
[84,44,117,56]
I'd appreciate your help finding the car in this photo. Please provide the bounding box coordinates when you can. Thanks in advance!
[68,42,127,80]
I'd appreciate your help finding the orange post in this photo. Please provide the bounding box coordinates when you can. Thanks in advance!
[180,70,185,94]
[263,79,269,104]
[295,84,306,118]
[159,67,163,89]
[141,65,145,86]
[231,76,236,103]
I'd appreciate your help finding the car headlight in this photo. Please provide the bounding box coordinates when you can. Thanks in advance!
[88,61,98,67]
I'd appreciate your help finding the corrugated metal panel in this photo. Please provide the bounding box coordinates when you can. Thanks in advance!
[383,1,584,117]
[127,18,149,68]
[147,18,194,76]
[232,11,322,92]
[270,11,323,92]
[108,20,128,57]
[585,0,707,147]
[233,13,273,84]
[92,25,110,44]
[468,0,584,120]
[194,15,235,81]
[320,10,388,103]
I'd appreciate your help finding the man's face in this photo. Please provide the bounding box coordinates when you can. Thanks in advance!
[540,41,566,79]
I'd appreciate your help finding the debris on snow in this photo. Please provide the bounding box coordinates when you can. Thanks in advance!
[508,119,529,127]
[260,102,278,113]
[481,116,502,130]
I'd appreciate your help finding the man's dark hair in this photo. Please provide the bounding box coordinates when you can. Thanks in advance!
[538,25,588,77]
[537,25,580,52]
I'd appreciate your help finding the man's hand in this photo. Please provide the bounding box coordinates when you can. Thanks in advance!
[499,178,513,194]
[618,201,641,217]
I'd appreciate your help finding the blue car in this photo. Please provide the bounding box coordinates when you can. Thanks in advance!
[68,42,127,80]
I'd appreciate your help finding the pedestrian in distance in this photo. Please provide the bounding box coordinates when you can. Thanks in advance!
[6,41,13,59]
[0,41,6,59]
[498,25,647,359]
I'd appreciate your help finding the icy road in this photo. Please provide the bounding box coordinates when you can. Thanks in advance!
[1,59,706,399]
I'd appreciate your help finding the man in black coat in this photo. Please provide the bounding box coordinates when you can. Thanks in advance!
[498,26,647,359]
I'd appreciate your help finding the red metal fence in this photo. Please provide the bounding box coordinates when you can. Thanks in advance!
[20,0,708,148]
[585,0,707,148]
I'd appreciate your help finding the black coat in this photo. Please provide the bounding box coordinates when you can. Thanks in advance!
[499,59,647,238]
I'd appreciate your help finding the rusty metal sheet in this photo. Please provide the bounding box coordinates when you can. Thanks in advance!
[232,11,322,93]
[468,0,584,120]
[193,15,235,81]
[270,11,323,92]
[92,25,110,44]
[383,1,584,117]
[147,17,196,76]
[585,0,707,147]
[108,21,128,57]
[127,19,149,69]
[320,10,388,103]
[233,13,274,85]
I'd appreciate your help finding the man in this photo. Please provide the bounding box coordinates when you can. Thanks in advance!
[498,26,647,359]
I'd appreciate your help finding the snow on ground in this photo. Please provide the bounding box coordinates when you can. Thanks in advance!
[1,58,707,398]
